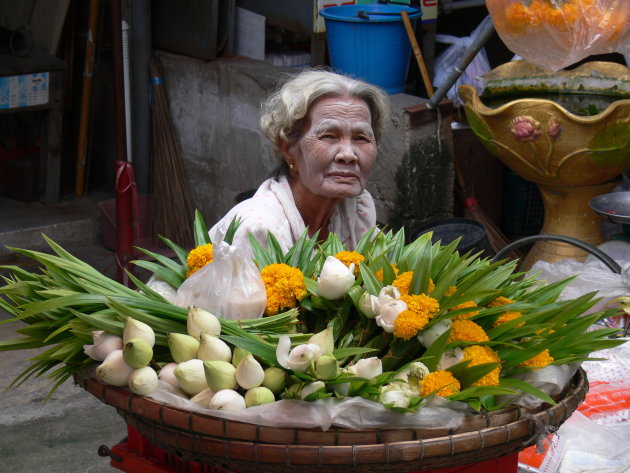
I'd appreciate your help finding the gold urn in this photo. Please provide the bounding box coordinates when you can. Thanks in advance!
[460,61,630,268]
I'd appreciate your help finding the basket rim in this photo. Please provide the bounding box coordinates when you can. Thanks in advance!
[74,368,587,471]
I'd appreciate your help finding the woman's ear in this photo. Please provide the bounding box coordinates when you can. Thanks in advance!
[278,140,291,159]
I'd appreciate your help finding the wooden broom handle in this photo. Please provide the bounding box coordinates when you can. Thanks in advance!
[401,10,434,97]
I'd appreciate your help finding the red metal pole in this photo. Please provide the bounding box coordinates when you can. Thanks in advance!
[111,0,134,286]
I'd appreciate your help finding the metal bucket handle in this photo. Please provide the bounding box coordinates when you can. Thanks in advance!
[492,234,622,274]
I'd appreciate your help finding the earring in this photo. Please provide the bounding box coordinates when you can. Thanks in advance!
[289,163,294,171]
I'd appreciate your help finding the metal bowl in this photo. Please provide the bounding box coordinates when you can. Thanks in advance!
[589,191,630,224]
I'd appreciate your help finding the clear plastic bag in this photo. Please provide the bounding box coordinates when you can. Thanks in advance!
[433,22,491,106]
[173,241,267,320]
[486,0,630,70]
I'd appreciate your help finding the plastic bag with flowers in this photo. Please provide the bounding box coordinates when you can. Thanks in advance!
[486,0,630,70]
[0,212,627,432]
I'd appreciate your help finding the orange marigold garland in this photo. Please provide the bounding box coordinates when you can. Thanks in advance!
[517,349,555,369]
[462,345,501,387]
[493,311,524,328]
[186,243,214,277]
[260,263,307,316]
[451,301,479,320]
[375,264,399,282]
[393,310,431,340]
[488,296,515,308]
[420,370,461,397]
[448,319,489,343]
[401,293,440,317]
[393,271,435,295]
[334,251,364,276]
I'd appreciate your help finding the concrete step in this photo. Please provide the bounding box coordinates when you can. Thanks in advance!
[0,195,107,260]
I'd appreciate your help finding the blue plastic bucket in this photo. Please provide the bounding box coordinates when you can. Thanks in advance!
[320,4,422,94]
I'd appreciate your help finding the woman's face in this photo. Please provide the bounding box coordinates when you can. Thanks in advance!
[285,95,377,200]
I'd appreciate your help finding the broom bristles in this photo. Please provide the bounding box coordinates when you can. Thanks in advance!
[150,57,195,248]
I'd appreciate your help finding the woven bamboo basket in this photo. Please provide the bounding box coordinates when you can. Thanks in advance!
[75,369,587,473]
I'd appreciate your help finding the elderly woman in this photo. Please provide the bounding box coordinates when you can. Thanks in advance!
[209,69,390,254]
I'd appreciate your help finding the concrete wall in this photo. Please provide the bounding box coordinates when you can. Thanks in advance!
[157,51,453,236]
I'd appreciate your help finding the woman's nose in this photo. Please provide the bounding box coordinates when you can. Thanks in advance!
[334,140,358,163]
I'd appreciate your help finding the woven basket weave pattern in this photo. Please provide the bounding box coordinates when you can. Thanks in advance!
[76,369,587,472]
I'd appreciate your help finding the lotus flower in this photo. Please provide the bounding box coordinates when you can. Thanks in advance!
[276,336,321,372]
[317,256,355,299]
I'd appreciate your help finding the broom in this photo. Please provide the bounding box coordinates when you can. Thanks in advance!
[454,163,521,259]
[149,56,195,248]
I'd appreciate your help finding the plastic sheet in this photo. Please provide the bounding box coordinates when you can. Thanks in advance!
[485,0,630,70]
[147,380,469,431]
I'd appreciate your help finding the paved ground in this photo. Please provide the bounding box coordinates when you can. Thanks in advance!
[0,195,131,472]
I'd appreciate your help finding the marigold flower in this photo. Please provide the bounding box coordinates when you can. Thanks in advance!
[448,319,489,344]
[488,296,514,308]
[493,311,524,328]
[518,349,554,369]
[260,263,307,316]
[451,301,479,320]
[393,310,430,340]
[375,264,398,282]
[420,370,461,397]
[462,345,501,386]
[334,251,364,276]
[393,271,413,295]
[401,293,440,318]
[186,243,214,277]
[393,272,435,295]
[445,285,458,297]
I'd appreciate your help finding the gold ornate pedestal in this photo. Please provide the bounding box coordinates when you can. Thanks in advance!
[460,61,630,267]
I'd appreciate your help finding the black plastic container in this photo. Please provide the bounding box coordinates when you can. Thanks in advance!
[409,217,494,258]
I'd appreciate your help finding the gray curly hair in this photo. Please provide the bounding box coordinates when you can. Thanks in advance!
[260,69,390,177]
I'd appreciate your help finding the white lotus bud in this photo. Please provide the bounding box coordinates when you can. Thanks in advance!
[95,349,133,386]
[187,306,221,339]
[244,387,276,407]
[83,330,123,361]
[314,355,340,380]
[208,389,246,411]
[375,299,407,333]
[276,335,321,372]
[308,327,335,356]
[358,292,378,318]
[379,383,411,408]
[438,348,464,370]
[158,362,180,389]
[197,334,232,362]
[174,359,208,395]
[300,381,326,400]
[128,366,159,395]
[123,317,155,347]
[235,355,265,389]
[232,346,249,367]
[203,360,237,392]
[262,367,287,394]
[190,388,215,407]
[417,320,452,348]
[168,332,200,363]
[317,256,355,299]
[348,356,383,380]
[122,339,153,369]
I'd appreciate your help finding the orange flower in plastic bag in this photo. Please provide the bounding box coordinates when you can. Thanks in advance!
[486,0,630,70]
